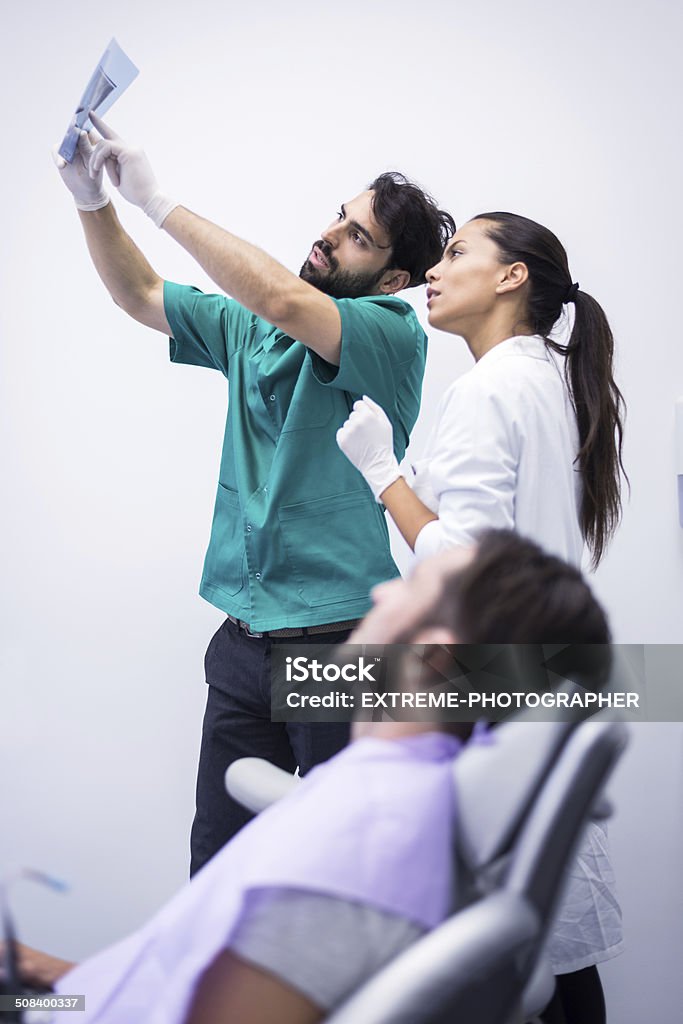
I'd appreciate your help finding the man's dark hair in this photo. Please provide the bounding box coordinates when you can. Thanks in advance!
[392,530,612,736]
[433,529,613,702]
[368,172,455,288]
[447,529,611,647]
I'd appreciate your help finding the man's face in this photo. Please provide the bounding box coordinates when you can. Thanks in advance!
[351,546,476,646]
[349,547,475,740]
[300,190,395,299]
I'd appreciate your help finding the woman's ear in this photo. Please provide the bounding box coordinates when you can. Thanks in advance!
[496,260,529,295]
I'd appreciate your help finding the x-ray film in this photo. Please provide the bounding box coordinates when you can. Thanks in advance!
[59,39,138,163]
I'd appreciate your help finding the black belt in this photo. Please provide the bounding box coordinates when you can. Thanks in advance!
[226,614,360,639]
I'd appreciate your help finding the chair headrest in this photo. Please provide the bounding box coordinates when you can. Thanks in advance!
[454,717,574,872]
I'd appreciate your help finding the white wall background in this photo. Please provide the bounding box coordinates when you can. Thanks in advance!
[1,0,682,1019]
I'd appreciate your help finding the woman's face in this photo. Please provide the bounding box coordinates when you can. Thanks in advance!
[425,219,506,335]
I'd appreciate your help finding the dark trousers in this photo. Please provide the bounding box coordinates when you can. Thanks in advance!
[540,966,606,1024]
[190,617,352,875]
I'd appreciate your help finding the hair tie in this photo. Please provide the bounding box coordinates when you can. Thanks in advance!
[564,281,579,304]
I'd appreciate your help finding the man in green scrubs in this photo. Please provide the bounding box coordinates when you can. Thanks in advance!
[53,115,455,872]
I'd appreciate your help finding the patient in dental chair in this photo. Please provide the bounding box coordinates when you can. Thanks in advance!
[12,530,621,1024]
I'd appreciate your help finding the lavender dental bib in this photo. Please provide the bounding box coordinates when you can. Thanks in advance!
[57,732,463,1023]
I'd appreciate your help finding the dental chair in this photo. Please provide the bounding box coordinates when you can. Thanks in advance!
[226,711,627,1024]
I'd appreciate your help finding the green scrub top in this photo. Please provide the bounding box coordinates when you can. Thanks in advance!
[165,281,427,631]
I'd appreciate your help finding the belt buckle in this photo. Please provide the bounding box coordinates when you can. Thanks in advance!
[243,622,265,639]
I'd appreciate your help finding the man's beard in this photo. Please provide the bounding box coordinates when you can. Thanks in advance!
[299,241,387,299]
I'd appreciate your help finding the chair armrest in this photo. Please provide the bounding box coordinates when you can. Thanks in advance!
[325,891,538,1024]
[521,956,555,1020]
[225,757,300,813]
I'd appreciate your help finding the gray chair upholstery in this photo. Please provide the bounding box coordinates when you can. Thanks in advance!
[226,714,627,1023]
[324,717,627,1024]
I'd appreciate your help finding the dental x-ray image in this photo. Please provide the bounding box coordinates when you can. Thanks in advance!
[58,38,138,163]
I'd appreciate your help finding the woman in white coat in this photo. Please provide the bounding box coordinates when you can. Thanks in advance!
[337,212,627,1024]
[337,211,626,571]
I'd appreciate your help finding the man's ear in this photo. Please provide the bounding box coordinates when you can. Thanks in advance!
[378,268,411,294]
[495,260,528,295]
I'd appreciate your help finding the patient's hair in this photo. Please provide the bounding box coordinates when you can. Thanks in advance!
[422,531,613,728]
[448,529,611,647]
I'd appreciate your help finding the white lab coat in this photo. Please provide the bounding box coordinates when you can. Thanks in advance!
[409,334,624,973]
[410,334,583,566]
[545,820,624,973]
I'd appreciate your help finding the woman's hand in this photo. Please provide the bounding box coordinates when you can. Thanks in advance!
[336,396,401,500]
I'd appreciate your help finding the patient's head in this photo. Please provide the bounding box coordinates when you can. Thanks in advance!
[350,529,611,738]
[446,529,611,646]
[353,529,611,647]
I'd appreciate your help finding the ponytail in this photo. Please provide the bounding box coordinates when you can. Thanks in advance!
[547,291,627,568]
[473,212,628,566]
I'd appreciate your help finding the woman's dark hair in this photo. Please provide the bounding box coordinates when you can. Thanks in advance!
[368,172,455,288]
[471,212,627,567]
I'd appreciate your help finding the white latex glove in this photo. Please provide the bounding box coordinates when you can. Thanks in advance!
[52,132,109,211]
[87,112,178,228]
[336,395,401,501]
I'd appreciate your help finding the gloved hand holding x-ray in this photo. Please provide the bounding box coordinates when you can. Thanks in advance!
[58,38,138,164]
[84,113,179,227]
[52,132,110,211]
[53,112,178,226]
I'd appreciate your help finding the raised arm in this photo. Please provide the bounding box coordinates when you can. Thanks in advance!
[54,133,169,334]
[162,208,341,362]
[86,114,342,363]
[78,203,169,333]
